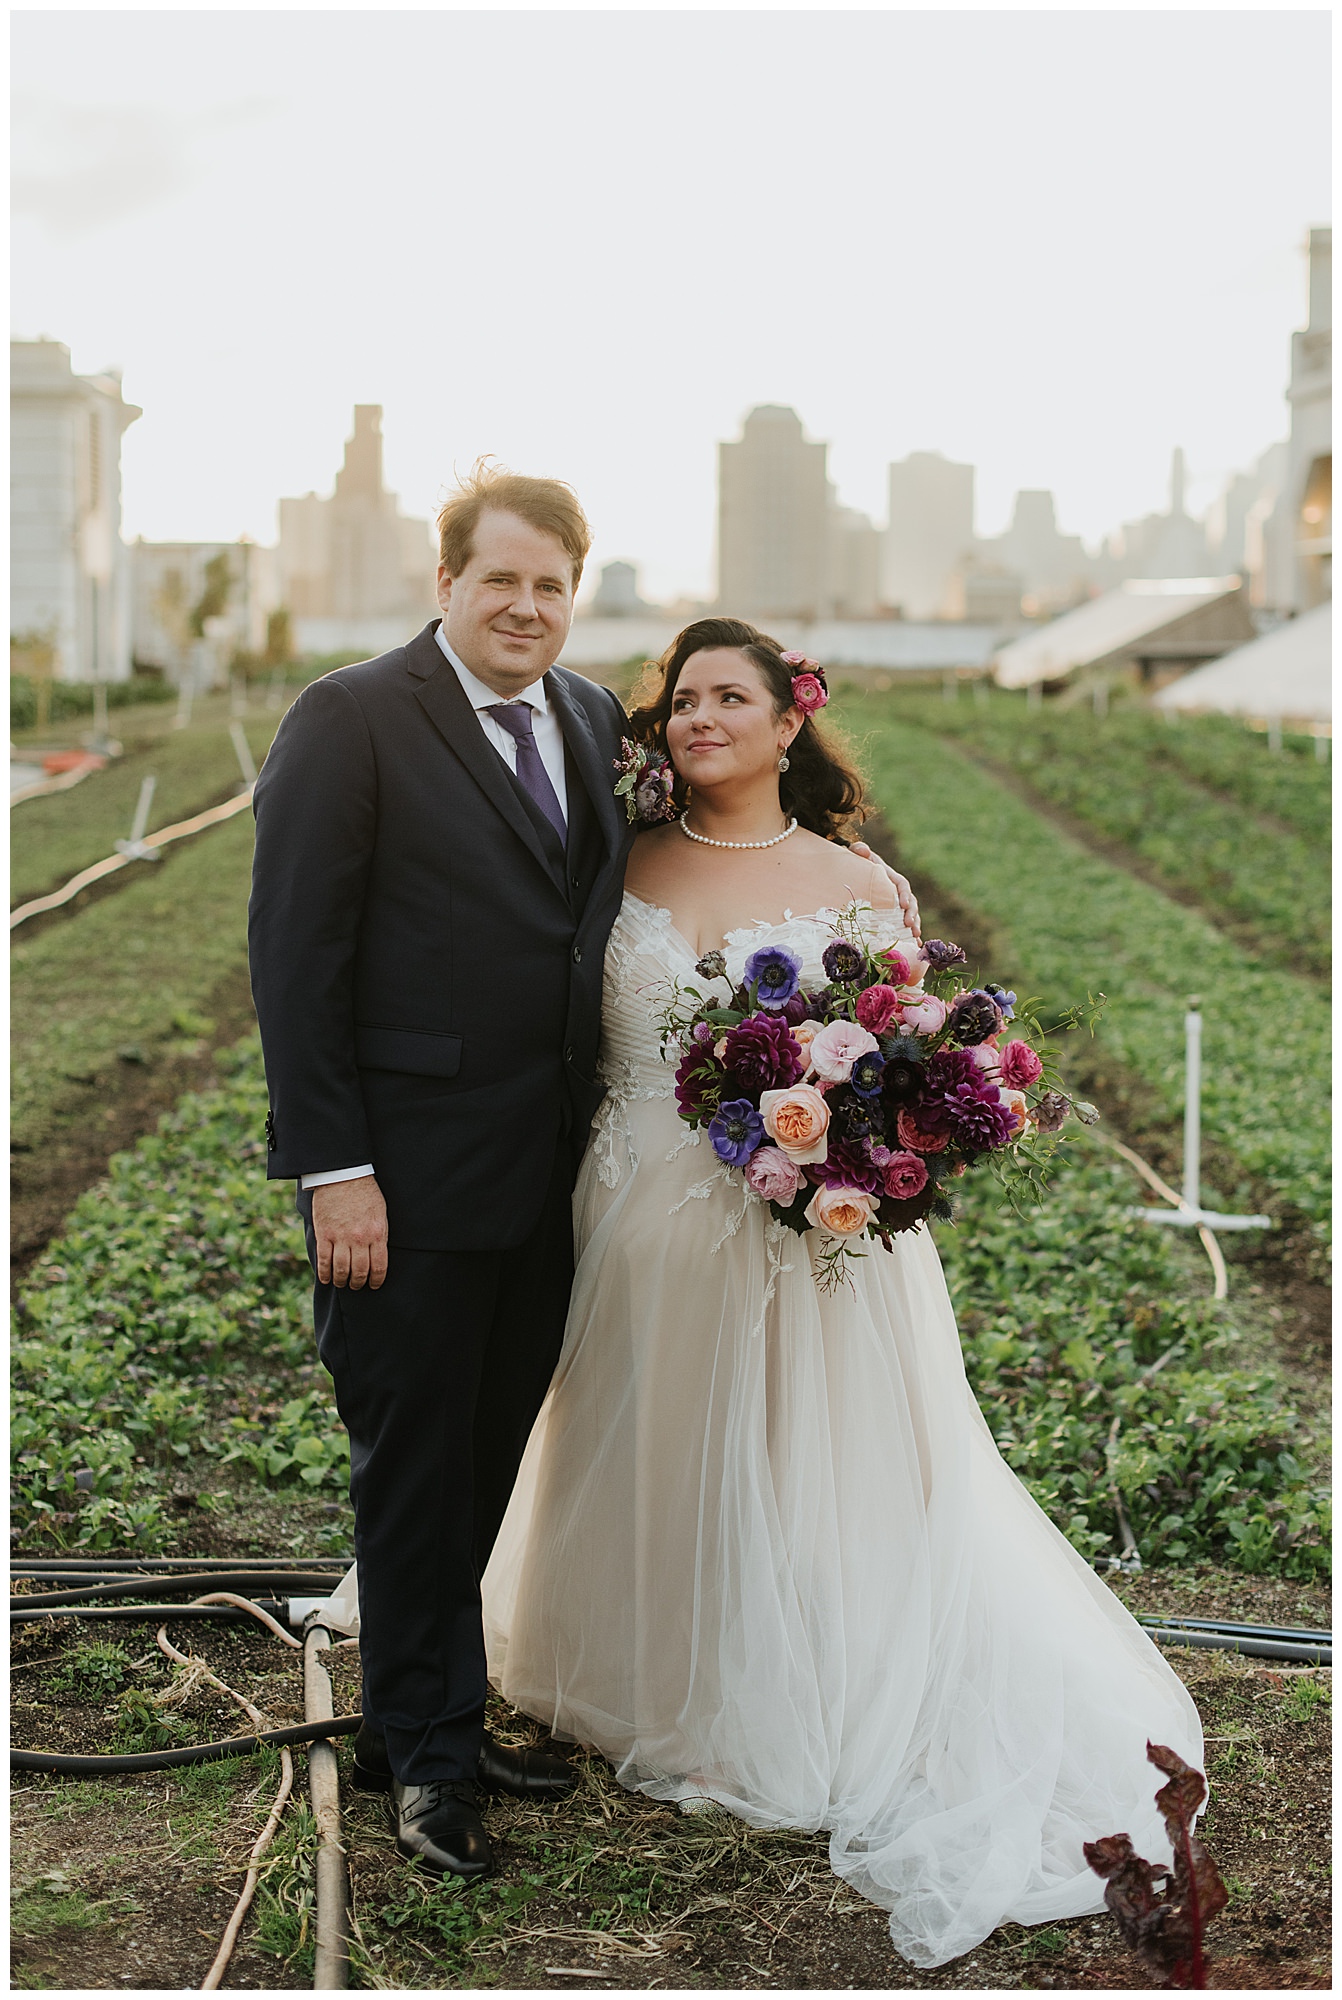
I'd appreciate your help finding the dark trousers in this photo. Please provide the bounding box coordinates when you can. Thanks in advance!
[309,1150,575,1785]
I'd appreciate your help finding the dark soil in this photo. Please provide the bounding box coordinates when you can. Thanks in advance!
[11,1602,1329,1990]
[10,965,259,1277]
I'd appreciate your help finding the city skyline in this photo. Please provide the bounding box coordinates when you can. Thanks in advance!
[13,11,1330,601]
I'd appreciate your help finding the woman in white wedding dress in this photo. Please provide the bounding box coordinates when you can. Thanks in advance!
[338,618,1204,1969]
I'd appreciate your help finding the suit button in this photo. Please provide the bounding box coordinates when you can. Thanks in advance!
[571,874,580,889]
[565,1045,575,1063]
[572,945,582,964]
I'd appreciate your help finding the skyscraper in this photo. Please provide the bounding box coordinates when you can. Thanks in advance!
[278,406,436,625]
[883,452,975,619]
[717,405,832,620]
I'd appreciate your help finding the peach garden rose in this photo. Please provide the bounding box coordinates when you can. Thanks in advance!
[759,1083,831,1164]
[804,1184,878,1237]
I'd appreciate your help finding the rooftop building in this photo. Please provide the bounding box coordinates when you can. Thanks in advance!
[883,452,975,620]
[11,337,141,681]
[278,405,437,652]
[993,576,1254,695]
[717,405,833,621]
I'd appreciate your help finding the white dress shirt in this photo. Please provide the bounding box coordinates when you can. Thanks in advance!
[300,626,569,1191]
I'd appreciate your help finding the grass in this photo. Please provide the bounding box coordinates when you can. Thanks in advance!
[836,690,1331,1239]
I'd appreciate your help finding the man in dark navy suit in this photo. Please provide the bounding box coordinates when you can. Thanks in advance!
[249,467,630,1878]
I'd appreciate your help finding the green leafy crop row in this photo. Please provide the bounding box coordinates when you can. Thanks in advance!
[12,1034,1327,1580]
[11,1039,344,1550]
[881,690,1329,980]
[943,1147,1328,1577]
[841,698,1330,1237]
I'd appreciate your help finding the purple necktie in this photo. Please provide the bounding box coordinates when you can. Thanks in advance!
[485,702,567,843]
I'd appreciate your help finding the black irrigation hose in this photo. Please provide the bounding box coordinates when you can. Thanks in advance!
[12,1714,364,1775]
[14,1572,343,1609]
[10,1601,290,1625]
[1137,1615,1331,1644]
[1143,1628,1330,1666]
[12,1557,348,1573]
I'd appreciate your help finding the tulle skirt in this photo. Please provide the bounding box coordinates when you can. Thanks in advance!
[482,1096,1204,1968]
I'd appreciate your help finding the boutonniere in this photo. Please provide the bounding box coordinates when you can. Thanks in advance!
[613,737,679,826]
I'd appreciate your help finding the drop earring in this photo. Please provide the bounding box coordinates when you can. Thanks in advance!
[778,751,790,772]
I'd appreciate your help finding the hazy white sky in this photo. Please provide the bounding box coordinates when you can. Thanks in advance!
[12,8,1331,601]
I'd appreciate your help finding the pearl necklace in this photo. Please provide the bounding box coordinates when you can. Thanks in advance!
[679,811,798,850]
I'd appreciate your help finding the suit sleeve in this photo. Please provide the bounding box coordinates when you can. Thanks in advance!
[248,676,378,1180]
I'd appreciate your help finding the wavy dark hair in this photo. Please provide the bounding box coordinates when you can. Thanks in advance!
[625,618,867,842]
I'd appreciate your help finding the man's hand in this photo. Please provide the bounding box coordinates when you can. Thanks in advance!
[312,1177,389,1290]
[849,841,921,940]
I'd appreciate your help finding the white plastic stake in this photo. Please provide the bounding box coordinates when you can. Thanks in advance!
[942,674,956,703]
[129,775,156,849]
[1267,716,1283,753]
[174,678,194,730]
[230,720,258,788]
[1092,681,1109,719]
[266,666,285,712]
[1182,1000,1201,1215]
[231,673,247,719]
[1314,728,1329,763]
[114,774,160,861]
[1128,998,1270,1234]
[1027,681,1043,710]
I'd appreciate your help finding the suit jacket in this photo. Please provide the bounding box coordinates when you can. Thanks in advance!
[248,619,633,1252]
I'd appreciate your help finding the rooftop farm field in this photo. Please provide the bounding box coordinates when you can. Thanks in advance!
[10,682,1330,1990]
[836,688,1331,1256]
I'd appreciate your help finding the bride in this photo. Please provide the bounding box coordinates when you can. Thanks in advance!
[346,618,1204,1970]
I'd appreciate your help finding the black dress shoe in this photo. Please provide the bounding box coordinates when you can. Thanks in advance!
[390,1779,493,1880]
[353,1723,575,1801]
[477,1730,578,1800]
[350,1720,392,1794]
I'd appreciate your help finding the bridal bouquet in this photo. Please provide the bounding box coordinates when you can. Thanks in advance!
[661,910,1097,1283]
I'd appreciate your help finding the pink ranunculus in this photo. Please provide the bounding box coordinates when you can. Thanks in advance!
[804,1183,878,1237]
[999,1039,1044,1090]
[855,983,901,1035]
[899,993,948,1037]
[806,1020,879,1084]
[878,947,928,989]
[998,1088,1029,1141]
[744,1146,804,1205]
[968,1042,1001,1074]
[760,1083,831,1163]
[896,1108,950,1154]
[882,1150,930,1200]
[790,672,828,715]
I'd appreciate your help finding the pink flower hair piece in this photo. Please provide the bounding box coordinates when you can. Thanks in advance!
[780,652,828,715]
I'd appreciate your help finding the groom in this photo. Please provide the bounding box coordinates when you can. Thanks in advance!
[249,466,630,1879]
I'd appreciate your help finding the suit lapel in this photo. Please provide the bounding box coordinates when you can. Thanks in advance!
[408,633,557,880]
[545,670,625,866]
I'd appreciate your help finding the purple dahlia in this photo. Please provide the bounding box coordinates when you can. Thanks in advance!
[809,1136,883,1194]
[674,1048,721,1121]
[920,1048,1016,1151]
[721,1013,805,1094]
